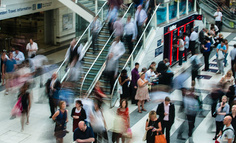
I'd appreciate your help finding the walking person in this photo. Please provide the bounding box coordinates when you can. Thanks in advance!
[190,52,201,83]
[230,44,236,77]
[19,82,31,131]
[124,14,136,54]
[156,96,175,143]
[189,28,198,55]
[216,40,227,75]
[214,8,223,32]
[183,32,189,61]
[224,39,229,67]
[45,72,61,118]
[202,37,211,71]
[52,101,68,143]
[131,63,140,104]
[91,16,102,54]
[107,4,118,35]
[135,5,147,40]
[26,39,38,58]
[177,36,185,67]
[145,111,162,143]
[135,72,150,113]
[71,100,87,132]
[213,96,230,140]
[113,14,124,40]
[119,69,130,100]
[1,50,8,86]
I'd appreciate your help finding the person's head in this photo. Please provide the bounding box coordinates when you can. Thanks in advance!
[211,23,215,27]
[217,8,220,12]
[15,47,20,54]
[127,14,131,22]
[148,111,157,121]
[232,105,236,113]
[95,81,101,87]
[142,67,147,73]
[11,47,15,52]
[221,39,225,47]
[177,36,182,41]
[223,115,232,126]
[151,61,156,67]
[59,101,66,110]
[210,27,214,31]
[137,5,142,11]
[94,99,102,110]
[226,70,233,77]
[75,100,83,108]
[164,96,171,105]
[225,39,228,45]
[121,69,127,76]
[163,58,169,64]
[234,44,236,48]
[78,121,87,132]
[70,39,76,48]
[222,95,227,103]
[183,32,188,37]
[51,72,57,80]
[135,63,139,69]
[139,72,145,79]
[219,33,223,38]
[115,36,120,43]
[119,99,128,108]
[149,67,154,72]
[29,39,33,44]
[20,82,30,93]
[9,52,13,59]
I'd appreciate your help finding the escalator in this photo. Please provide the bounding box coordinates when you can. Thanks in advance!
[198,0,236,30]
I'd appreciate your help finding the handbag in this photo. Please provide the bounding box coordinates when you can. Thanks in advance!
[143,118,150,141]
[155,133,167,143]
[218,50,225,60]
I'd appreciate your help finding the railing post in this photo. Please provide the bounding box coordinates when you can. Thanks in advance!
[166,3,169,23]
[88,28,90,41]
[194,0,197,12]
[131,55,134,70]
[177,0,180,19]
[95,0,98,14]
[154,8,157,28]
[186,0,189,15]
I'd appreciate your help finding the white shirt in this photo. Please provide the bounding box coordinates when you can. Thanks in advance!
[163,103,170,121]
[91,19,102,33]
[190,31,198,41]
[13,51,25,64]
[135,9,147,26]
[178,39,185,51]
[214,11,222,21]
[145,69,156,82]
[26,42,38,57]
[29,55,48,71]
[124,21,136,40]
[184,36,189,49]
[230,48,236,60]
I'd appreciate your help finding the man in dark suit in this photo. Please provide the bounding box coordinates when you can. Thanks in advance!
[199,28,206,46]
[45,72,61,118]
[156,58,169,74]
[156,96,175,143]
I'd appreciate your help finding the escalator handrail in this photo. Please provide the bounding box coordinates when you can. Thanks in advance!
[110,4,161,104]
[56,1,108,75]
[80,3,134,97]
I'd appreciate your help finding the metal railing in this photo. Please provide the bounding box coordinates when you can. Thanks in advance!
[80,3,134,97]
[56,1,108,82]
[109,4,161,107]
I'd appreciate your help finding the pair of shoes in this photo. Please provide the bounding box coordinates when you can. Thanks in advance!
[142,108,147,111]
[64,130,69,133]
[213,137,217,140]
[138,110,142,113]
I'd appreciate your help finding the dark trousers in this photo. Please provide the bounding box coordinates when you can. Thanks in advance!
[131,85,137,104]
[189,41,196,55]
[215,121,224,137]
[187,114,196,137]
[215,21,222,32]
[49,97,55,116]
[125,34,133,54]
[203,52,210,71]
[184,48,188,61]
[192,69,199,82]
[231,60,235,78]
[137,25,143,41]
[179,51,184,65]
[104,71,115,94]
[108,22,113,35]
[92,32,99,52]
[162,121,172,143]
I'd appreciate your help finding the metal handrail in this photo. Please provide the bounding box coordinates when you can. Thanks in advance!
[110,4,161,104]
[80,3,134,96]
[56,1,108,75]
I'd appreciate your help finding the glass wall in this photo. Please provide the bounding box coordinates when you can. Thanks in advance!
[169,0,178,20]
[156,3,167,25]
[179,0,187,16]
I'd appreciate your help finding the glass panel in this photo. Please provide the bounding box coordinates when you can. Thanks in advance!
[156,3,167,25]
[169,0,178,20]
[188,0,194,13]
[179,0,187,16]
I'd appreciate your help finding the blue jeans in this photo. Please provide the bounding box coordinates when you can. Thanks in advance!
[224,53,228,66]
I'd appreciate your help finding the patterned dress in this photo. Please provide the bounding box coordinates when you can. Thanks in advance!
[135,78,150,100]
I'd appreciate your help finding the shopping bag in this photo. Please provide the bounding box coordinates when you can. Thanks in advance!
[155,133,167,143]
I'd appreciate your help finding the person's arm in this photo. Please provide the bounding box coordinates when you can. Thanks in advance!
[154,121,162,132]
[76,138,95,143]
[145,119,152,131]
[66,109,68,122]
[216,47,219,53]
[228,139,233,143]
[52,110,60,121]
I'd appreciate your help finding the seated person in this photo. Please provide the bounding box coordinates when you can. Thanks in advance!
[158,66,174,86]
[73,121,95,143]
[145,67,159,83]
[156,58,169,74]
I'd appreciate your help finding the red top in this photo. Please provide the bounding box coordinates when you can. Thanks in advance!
[117,107,129,130]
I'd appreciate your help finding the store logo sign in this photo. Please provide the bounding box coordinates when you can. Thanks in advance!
[169,24,177,31]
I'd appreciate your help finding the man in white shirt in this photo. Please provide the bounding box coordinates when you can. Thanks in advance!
[214,8,223,32]
[26,39,38,58]
[124,14,136,54]
[113,14,124,40]
[217,116,235,143]
[177,36,185,66]
[145,67,157,82]
[13,48,25,65]
[135,5,148,40]
[91,16,102,54]
[189,28,198,55]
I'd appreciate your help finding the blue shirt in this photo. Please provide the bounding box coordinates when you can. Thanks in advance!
[216,44,226,57]
[204,42,211,52]
[5,59,16,73]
